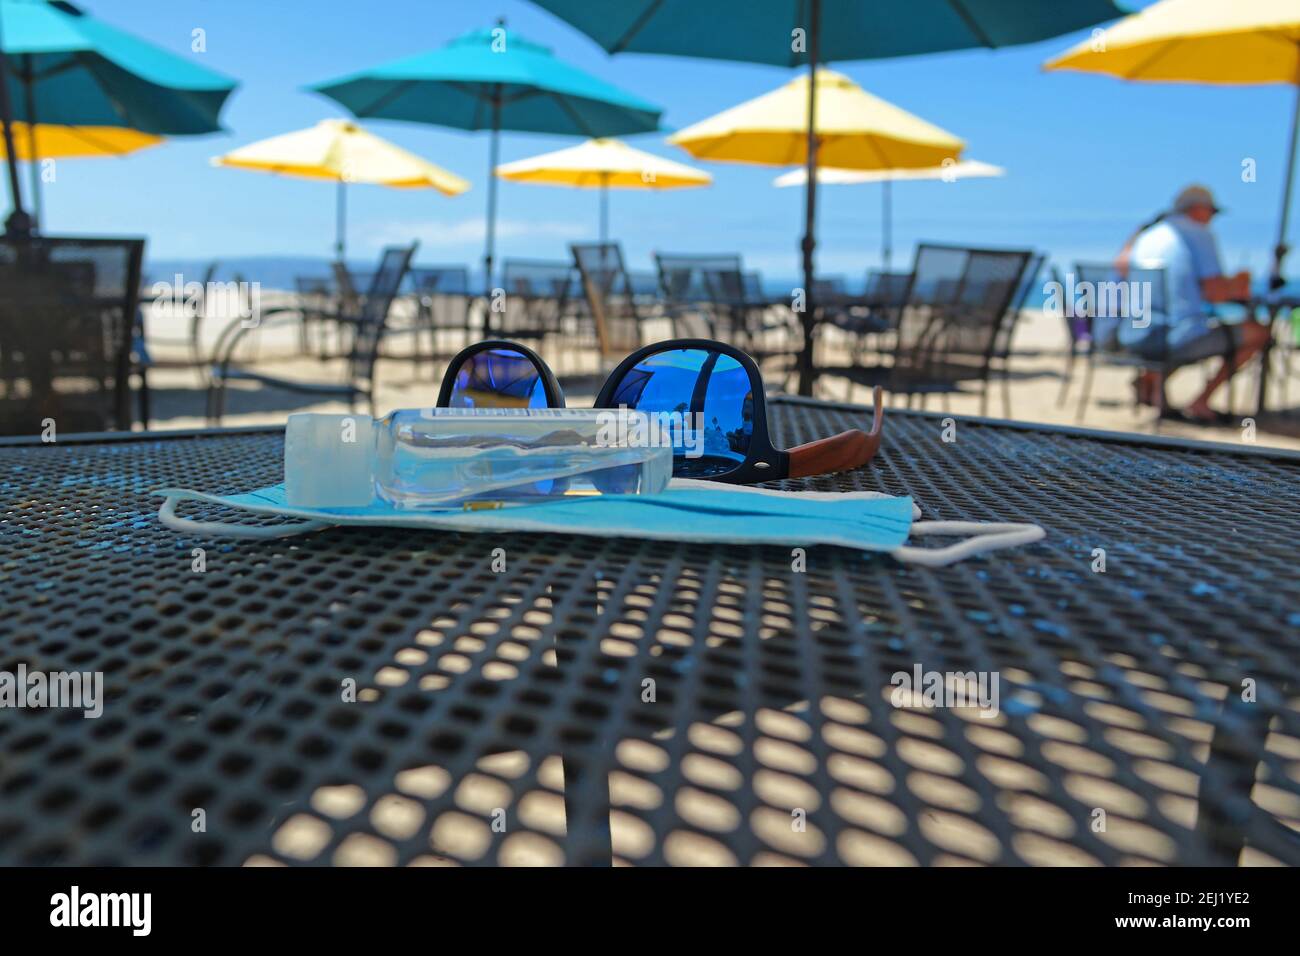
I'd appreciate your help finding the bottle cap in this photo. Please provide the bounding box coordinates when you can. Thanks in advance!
[284,413,375,507]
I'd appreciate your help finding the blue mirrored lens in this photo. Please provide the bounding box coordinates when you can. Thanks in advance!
[608,348,754,478]
[449,347,549,408]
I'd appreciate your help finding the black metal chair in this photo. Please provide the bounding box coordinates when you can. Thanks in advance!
[570,242,651,358]
[989,251,1045,417]
[700,263,799,384]
[827,244,1032,414]
[498,259,578,352]
[207,244,417,422]
[1073,263,1173,424]
[0,235,145,435]
[406,265,473,365]
[825,268,912,363]
[653,252,744,338]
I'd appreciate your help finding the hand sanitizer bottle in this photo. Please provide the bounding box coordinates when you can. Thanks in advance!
[284,409,673,509]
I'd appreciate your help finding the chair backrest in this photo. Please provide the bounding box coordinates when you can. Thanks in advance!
[1127,265,1168,320]
[863,269,911,308]
[812,276,846,299]
[654,252,742,306]
[350,243,417,381]
[0,235,145,434]
[359,245,417,325]
[331,260,361,312]
[895,244,1032,378]
[571,242,641,355]
[499,259,576,337]
[1072,260,1170,352]
[503,259,576,301]
[410,265,471,296]
[994,252,1044,357]
[895,245,969,364]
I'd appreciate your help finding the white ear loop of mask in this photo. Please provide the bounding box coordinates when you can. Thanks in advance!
[891,521,1046,568]
[159,496,333,539]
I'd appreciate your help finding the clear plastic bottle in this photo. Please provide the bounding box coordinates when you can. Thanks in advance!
[284,409,672,509]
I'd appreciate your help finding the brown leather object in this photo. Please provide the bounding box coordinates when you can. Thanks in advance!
[786,387,884,479]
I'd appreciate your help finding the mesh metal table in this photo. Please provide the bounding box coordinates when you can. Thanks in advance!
[1,397,1297,867]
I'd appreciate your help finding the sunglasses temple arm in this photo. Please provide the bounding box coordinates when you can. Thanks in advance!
[783,387,884,479]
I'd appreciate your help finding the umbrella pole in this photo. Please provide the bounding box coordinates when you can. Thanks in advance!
[882,180,892,272]
[1271,83,1300,289]
[796,0,822,397]
[22,56,38,232]
[599,173,609,244]
[0,15,30,237]
[484,89,502,309]
[335,179,346,262]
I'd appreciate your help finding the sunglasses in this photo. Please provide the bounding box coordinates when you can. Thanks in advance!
[435,339,884,484]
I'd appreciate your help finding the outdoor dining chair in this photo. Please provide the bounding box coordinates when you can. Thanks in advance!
[570,242,653,357]
[700,263,799,386]
[409,265,474,363]
[824,268,912,363]
[0,235,145,435]
[206,243,417,422]
[826,243,1032,414]
[499,258,579,351]
[989,251,1045,416]
[1072,263,1177,426]
[653,251,743,338]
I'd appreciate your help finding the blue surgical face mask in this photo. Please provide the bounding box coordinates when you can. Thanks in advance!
[155,479,1043,568]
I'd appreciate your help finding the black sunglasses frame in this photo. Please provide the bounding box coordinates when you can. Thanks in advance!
[435,339,566,409]
[438,337,883,485]
[592,339,784,484]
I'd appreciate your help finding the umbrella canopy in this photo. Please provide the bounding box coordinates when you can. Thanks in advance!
[0,121,161,158]
[0,0,237,231]
[533,0,1124,66]
[774,159,1005,270]
[1044,0,1300,285]
[669,69,963,170]
[213,119,469,260]
[495,136,710,241]
[311,23,662,291]
[528,0,1122,394]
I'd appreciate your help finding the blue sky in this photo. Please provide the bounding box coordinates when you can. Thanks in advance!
[19,0,1297,282]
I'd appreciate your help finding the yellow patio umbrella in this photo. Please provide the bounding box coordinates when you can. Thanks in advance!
[212,118,470,260]
[0,123,163,228]
[668,68,963,170]
[1044,0,1300,284]
[0,122,162,159]
[495,137,710,242]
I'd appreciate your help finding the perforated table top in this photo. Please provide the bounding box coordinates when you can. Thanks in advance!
[1,398,1297,866]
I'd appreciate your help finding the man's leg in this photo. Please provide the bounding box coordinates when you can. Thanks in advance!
[1187,321,1271,419]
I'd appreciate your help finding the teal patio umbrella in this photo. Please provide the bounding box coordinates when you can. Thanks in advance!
[311,20,661,294]
[530,0,1121,394]
[0,0,236,233]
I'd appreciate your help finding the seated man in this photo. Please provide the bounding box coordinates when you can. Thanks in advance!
[1116,184,1269,422]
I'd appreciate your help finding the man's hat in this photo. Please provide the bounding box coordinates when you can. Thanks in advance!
[1173,184,1222,215]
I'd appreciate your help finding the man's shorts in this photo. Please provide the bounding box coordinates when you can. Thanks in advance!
[1124,322,1247,368]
